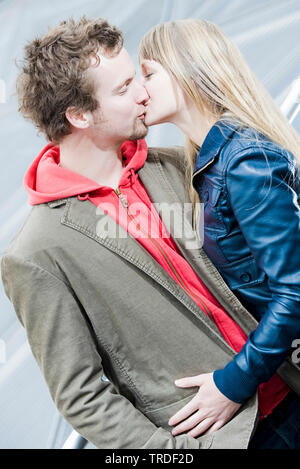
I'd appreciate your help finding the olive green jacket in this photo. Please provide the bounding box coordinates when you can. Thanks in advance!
[1,146,299,449]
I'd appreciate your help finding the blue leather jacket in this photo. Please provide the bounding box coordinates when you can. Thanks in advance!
[192,120,300,404]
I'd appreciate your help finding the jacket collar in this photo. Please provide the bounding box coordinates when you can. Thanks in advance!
[193,119,240,177]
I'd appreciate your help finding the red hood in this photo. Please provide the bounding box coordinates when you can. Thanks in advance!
[24,139,148,205]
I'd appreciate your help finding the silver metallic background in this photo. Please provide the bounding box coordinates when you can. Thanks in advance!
[0,0,299,449]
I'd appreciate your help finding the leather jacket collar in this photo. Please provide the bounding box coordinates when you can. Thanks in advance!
[193,119,240,177]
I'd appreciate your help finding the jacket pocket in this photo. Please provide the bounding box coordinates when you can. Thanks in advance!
[144,394,197,428]
[198,179,225,230]
[144,393,214,449]
[199,179,222,207]
[219,256,266,290]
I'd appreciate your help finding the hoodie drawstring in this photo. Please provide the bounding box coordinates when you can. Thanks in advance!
[78,194,90,201]
[129,168,136,186]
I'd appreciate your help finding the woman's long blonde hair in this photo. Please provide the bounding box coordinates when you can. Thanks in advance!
[139,19,300,228]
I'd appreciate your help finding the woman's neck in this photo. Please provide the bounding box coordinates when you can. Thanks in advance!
[173,98,219,147]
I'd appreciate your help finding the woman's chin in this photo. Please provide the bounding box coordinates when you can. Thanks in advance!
[144,115,153,126]
[144,115,160,127]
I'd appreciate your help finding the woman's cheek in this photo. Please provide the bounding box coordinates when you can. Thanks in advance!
[144,108,159,126]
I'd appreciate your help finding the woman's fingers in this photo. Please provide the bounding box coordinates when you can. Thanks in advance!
[187,418,216,438]
[204,419,225,435]
[168,395,199,426]
[175,375,204,388]
[171,410,204,436]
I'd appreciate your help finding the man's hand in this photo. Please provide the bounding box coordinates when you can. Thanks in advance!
[168,372,241,437]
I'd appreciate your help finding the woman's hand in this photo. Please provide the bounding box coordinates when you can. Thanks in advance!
[169,372,241,437]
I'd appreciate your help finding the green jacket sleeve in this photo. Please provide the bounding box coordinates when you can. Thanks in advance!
[1,254,201,449]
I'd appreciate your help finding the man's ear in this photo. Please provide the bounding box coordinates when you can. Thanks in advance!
[65,107,91,129]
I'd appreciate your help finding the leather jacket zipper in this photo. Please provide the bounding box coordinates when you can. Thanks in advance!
[115,188,215,323]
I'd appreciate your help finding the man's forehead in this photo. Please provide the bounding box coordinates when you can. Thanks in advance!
[90,47,136,85]
[95,51,115,66]
[89,48,120,68]
[97,47,131,67]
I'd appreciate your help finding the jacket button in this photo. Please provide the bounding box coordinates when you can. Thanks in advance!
[240,272,252,283]
[202,191,209,202]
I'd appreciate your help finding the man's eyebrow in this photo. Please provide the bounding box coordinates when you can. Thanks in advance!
[112,71,136,92]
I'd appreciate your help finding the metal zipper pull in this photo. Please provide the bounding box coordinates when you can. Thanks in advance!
[115,188,129,208]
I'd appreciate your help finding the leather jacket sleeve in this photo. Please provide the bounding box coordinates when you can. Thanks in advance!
[213,145,300,403]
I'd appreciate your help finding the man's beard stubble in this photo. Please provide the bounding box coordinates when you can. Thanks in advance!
[92,106,148,142]
[128,118,148,141]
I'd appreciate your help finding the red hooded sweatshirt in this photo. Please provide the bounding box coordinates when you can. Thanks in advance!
[24,139,289,418]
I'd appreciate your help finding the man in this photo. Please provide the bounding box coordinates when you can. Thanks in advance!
[1,17,299,449]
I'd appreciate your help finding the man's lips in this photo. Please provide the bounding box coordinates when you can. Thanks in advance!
[138,105,148,119]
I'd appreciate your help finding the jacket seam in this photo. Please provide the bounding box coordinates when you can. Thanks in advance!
[94,334,152,410]
[198,252,256,321]
[4,253,72,291]
[221,144,294,181]
[244,395,259,448]
[148,147,187,176]
[151,153,185,199]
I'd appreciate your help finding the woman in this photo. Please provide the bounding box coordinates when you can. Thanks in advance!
[139,19,300,448]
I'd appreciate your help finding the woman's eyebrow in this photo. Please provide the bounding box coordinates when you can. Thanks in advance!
[141,62,151,72]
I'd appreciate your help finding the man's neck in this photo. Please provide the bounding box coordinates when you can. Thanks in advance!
[59,132,124,189]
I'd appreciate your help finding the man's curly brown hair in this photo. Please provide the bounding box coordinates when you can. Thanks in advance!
[17,16,123,143]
